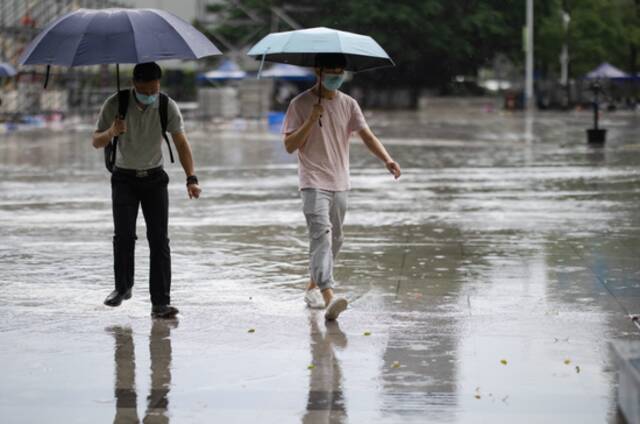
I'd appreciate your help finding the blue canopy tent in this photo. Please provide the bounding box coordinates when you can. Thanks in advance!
[585,62,629,79]
[0,63,17,77]
[259,63,315,81]
[197,60,247,83]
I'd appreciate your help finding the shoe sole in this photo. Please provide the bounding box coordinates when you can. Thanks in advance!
[325,298,348,321]
[152,309,179,319]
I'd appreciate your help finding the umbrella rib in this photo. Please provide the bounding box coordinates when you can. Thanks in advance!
[123,11,140,64]
[279,34,296,60]
[153,10,196,59]
[163,26,195,60]
[336,32,348,70]
[19,10,77,65]
[69,14,99,67]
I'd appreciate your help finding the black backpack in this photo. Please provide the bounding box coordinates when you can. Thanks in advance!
[104,89,175,172]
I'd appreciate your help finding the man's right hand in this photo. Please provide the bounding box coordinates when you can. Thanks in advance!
[111,116,126,137]
[310,104,324,122]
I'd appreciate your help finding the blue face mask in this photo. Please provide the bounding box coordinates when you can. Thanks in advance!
[322,73,346,91]
[134,90,157,105]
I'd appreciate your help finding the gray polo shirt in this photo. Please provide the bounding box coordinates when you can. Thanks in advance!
[95,89,185,170]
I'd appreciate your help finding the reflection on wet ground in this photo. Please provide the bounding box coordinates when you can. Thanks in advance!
[109,320,175,424]
[0,110,639,422]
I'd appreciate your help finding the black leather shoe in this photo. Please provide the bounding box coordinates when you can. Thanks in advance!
[104,289,132,307]
[151,305,179,319]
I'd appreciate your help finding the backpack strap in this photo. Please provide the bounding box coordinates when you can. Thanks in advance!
[107,89,131,170]
[159,93,175,163]
[117,89,130,119]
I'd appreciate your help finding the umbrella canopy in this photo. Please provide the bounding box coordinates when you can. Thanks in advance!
[247,27,394,73]
[585,62,629,79]
[259,63,314,81]
[19,8,221,66]
[197,59,247,82]
[0,62,17,77]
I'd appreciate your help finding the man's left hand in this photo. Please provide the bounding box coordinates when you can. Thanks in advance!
[386,160,401,179]
[187,184,201,199]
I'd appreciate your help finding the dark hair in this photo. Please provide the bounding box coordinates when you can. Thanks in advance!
[314,53,347,69]
[133,62,162,82]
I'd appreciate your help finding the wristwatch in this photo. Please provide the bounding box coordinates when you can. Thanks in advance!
[186,175,199,186]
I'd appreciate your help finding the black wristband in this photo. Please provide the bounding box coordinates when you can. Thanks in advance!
[186,175,198,186]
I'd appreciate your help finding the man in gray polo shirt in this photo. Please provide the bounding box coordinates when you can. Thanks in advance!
[92,62,201,319]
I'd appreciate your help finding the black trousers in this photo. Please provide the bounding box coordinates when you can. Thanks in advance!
[111,168,171,306]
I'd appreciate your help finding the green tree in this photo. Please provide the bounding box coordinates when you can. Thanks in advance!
[537,0,633,78]
[201,0,638,91]
[618,0,640,75]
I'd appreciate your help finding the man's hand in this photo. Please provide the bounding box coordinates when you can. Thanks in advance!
[386,159,401,179]
[310,104,324,122]
[92,116,126,149]
[187,183,201,199]
[111,116,126,137]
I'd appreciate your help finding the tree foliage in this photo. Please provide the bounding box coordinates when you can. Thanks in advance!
[201,0,640,90]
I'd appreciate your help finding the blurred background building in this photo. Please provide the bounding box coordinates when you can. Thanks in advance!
[1,0,639,128]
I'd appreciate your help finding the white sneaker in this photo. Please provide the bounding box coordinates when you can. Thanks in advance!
[324,297,348,321]
[304,288,325,309]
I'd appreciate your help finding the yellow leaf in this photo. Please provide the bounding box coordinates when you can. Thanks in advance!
[500,359,508,365]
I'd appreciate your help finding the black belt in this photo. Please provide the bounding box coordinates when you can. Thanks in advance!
[113,166,163,178]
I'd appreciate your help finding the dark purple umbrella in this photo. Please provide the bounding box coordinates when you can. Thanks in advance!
[18,8,222,88]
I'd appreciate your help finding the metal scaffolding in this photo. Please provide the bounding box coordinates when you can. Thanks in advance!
[0,0,127,119]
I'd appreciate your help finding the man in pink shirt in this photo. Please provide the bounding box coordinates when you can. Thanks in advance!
[283,53,401,320]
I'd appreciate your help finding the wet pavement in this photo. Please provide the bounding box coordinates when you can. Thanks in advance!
[0,109,639,423]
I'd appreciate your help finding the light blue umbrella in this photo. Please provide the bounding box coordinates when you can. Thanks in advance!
[248,27,393,127]
[0,63,17,77]
[247,27,394,75]
[18,8,222,88]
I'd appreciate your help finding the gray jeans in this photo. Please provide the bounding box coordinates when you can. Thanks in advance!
[301,189,348,290]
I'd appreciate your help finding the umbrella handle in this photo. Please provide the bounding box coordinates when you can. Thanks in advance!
[43,65,50,89]
[116,63,122,117]
[317,67,322,127]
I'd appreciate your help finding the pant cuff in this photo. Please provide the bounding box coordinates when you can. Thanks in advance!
[315,279,334,291]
